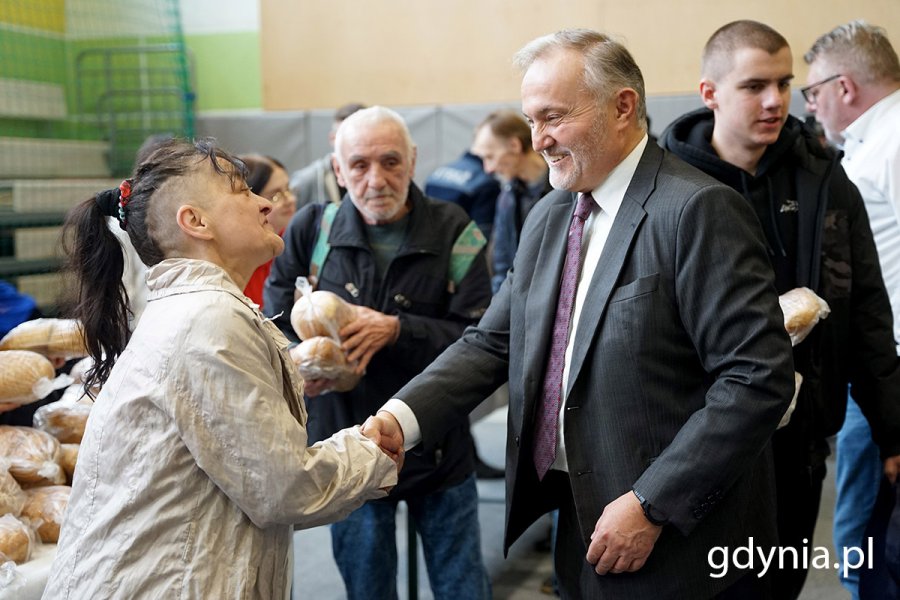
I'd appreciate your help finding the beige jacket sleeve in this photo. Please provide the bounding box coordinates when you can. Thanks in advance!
[164,303,397,530]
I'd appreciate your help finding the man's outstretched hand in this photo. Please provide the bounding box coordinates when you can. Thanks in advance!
[362,410,406,470]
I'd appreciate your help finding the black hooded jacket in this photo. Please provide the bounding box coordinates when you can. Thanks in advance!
[661,108,900,464]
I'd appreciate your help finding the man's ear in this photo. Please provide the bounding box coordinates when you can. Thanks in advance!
[838,75,858,106]
[614,88,639,124]
[700,79,717,110]
[331,153,347,188]
[176,204,213,241]
[409,146,417,179]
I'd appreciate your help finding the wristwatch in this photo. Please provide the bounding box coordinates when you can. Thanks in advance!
[632,489,668,526]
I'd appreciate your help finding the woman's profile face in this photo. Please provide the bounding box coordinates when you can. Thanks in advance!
[197,160,285,280]
[259,165,296,234]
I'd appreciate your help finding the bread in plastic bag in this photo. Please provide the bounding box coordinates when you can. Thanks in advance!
[0,514,37,564]
[290,278,356,341]
[33,392,92,443]
[778,287,830,346]
[0,426,65,487]
[0,466,26,517]
[290,337,361,393]
[59,444,79,484]
[0,318,88,360]
[0,350,57,406]
[20,485,70,543]
[67,356,94,384]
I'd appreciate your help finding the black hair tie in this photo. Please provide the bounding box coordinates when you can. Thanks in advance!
[95,188,121,219]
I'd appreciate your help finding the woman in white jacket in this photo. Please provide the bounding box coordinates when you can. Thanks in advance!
[43,138,400,600]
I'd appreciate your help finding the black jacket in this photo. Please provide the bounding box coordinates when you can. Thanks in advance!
[263,184,493,498]
[662,109,900,463]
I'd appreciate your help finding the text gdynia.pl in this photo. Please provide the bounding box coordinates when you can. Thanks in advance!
[708,537,874,579]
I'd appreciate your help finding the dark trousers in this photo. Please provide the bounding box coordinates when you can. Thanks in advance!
[771,431,827,600]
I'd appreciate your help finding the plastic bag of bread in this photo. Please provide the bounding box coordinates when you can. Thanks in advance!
[0,466,26,517]
[289,336,361,393]
[20,485,70,543]
[67,356,93,384]
[0,426,65,487]
[290,277,356,341]
[778,287,830,346]
[0,350,58,406]
[59,444,79,484]
[0,514,37,564]
[33,392,92,443]
[0,318,87,360]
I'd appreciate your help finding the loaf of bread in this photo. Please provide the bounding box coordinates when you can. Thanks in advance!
[21,485,70,542]
[0,426,65,487]
[778,287,831,346]
[0,468,26,516]
[290,291,356,341]
[59,444,79,484]
[0,514,35,564]
[33,395,92,443]
[0,318,88,360]
[0,350,56,405]
[289,337,361,392]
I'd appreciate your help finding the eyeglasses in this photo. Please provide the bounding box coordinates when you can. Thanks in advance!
[269,188,295,204]
[800,74,841,104]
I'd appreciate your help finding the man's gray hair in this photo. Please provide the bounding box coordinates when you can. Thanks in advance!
[334,105,415,158]
[513,28,647,125]
[804,20,900,84]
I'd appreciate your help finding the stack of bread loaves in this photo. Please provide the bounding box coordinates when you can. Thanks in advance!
[0,319,91,565]
[289,286,361,393]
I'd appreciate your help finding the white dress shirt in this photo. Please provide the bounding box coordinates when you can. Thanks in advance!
[385,135,650,457]
[840,89,900,353]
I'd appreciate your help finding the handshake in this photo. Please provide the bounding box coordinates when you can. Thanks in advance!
[361,411,407,475]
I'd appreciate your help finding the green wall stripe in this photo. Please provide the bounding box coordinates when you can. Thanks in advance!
[0,29,67,83]
[184,32,261,111]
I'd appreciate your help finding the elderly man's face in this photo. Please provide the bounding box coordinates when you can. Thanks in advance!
[521,48,612,193]
[333,120,415,225]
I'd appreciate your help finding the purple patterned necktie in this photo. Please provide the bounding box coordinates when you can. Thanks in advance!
[533,192,595,481]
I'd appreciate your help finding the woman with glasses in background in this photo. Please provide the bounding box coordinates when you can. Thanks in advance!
[240,154,298,308]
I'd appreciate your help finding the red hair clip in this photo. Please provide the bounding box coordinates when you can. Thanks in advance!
[117,179,132,226]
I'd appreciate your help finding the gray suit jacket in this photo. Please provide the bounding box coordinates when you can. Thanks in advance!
[396,143,795,598]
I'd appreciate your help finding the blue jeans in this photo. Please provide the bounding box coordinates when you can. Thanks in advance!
[330,474,491,600]
[834,396,881,599]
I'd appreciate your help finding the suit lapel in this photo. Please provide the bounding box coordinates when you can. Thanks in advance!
[523,193,575,419]
[564,145,662,398]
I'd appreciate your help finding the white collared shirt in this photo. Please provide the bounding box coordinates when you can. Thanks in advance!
[841,89,900,354]
[386,135,650,456]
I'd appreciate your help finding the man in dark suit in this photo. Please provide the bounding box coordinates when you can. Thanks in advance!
[364,29,795,599]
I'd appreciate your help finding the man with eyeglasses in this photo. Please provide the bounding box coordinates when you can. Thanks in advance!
[661,20,900,600]
[805,21,900,600]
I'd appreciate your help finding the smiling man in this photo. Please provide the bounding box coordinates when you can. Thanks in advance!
[366,29,796,599]
[661,20,900,600]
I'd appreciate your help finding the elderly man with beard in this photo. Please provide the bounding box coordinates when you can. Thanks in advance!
[264,106,494,600]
